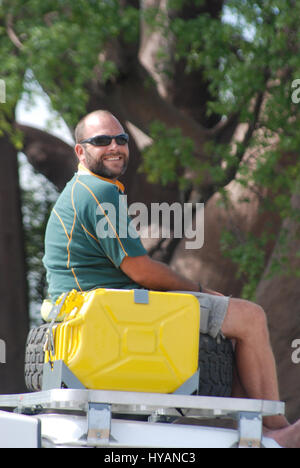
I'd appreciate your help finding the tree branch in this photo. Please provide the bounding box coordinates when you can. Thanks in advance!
[222,90,266,187]
[6,13,24,50]
[208,112,241,143]
[16,124,77,191]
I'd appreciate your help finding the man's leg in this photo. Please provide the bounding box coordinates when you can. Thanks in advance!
[221,298,287,428]
[222,298,300,447]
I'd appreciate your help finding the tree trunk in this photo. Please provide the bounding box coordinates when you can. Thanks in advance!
[256,191,300,423]
[170,177,281,296]
[0,135,29,393]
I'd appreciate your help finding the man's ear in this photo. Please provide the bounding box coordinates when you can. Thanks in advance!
[75,144,85,164]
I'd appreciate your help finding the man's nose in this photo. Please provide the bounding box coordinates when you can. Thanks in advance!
[108,138,119,150]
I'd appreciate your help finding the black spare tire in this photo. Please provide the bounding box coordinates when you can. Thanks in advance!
[198,334,233,397]
[25,324,49,392]
[25,325,233,396]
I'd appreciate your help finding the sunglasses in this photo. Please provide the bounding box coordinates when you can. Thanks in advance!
[79,133,129,147]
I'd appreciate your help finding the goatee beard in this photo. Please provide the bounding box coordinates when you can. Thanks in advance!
[85,151,128,179]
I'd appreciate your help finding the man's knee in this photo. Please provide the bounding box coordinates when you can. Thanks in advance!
[243,302,268,338]
[222,298,268,341]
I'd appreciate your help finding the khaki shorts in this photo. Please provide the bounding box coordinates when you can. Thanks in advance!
[172,291,230,339]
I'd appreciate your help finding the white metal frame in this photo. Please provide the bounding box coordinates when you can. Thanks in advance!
[0,389,284,448]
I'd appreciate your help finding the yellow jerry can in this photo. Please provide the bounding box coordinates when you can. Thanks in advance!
[45,288,200,394]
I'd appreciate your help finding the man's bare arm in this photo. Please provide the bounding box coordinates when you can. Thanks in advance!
[120,255,200,292]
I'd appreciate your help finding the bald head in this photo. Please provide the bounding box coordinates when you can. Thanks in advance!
[74,110,129,180]
[74,110,123,143]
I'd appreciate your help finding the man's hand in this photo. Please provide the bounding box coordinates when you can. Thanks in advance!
[202,287,225,297]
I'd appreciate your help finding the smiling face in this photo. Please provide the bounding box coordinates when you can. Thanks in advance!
[75,112,129,180]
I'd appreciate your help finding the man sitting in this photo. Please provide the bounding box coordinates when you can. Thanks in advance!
[43,110,300,448]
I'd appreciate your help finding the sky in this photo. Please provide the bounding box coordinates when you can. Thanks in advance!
[16,80,74,145]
